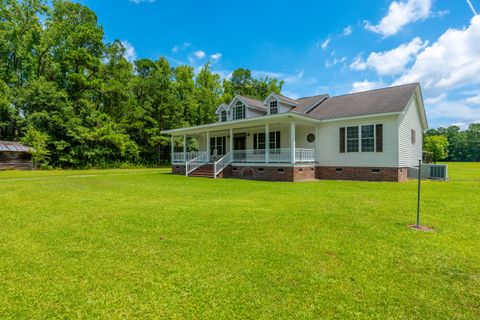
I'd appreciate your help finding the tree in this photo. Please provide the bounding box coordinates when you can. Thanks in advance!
[424,135,449,164]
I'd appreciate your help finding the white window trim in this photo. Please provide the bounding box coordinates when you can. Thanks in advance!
[345,123,378,153]
[233,102,246,120]
[269,100,278,115]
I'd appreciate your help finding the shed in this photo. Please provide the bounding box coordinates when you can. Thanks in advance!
[0,141,34,170]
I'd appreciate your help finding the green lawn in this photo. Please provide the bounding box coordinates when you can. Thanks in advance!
[0,163,479,319]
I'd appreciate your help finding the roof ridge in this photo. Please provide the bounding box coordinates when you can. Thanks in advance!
[330,82,419,99]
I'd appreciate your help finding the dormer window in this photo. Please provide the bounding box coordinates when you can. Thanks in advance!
[233,101,245,120]
[220,110,227,122]
[270,101,278,114]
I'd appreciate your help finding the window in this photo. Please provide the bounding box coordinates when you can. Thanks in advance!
[361,125,375,152]
[210,136,226,156]
[233,101,245,120]
[270,101,278,114]
[269,131,281,150]
[346,126,359,152]
[411,129,416,144]
[220,110,227,122]
[253,133,266,150]
[342,124,381,153]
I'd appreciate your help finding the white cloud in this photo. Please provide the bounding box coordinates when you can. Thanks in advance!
[171,45,178,53]
[210,53,222,61]
[426,98,480,126]
[121,40,136,62]
[393,15,480,90]
[318,37,331,49]
[342,25,353,36]
[350,37,427,75]
[424,93,448,104]
[129,0,155,4]
[464,94,480,105]
[193,50,205,59]
[350,80,384,93]
[364,0,432,37]
[325,56,347,68]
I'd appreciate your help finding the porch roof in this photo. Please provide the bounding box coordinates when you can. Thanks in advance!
[161,112,318,135]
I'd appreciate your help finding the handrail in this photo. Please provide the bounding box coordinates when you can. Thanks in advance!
[185,151,208,176]
[213,151,233,179]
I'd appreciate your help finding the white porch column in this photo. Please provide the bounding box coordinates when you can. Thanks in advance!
[229,128,233,152]
[265,123,270,163]
[290,122,296,164]
[206,131,210,162]
[315,125,320,163]
[170,135,174,163]
[183,134,187,163]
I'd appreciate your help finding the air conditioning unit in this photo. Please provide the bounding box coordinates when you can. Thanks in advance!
[421,164,449,180]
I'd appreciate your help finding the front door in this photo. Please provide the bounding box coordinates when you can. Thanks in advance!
[233,133,246,161]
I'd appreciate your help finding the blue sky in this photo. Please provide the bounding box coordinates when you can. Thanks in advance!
[78,0,480,128]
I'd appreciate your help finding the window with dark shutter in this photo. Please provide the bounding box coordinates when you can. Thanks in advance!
[376,124,383,152]
[339,127,345,153]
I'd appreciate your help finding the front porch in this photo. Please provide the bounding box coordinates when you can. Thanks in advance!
[170,120,318,178]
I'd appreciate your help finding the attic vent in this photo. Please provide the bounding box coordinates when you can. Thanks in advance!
[304,96,329,113]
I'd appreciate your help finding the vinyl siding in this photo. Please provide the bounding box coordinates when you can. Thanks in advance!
[317,114,400,167]
[398,97,423,167]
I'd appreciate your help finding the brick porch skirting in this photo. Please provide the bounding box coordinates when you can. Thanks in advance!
[172,164,186,175]
[315,166,408,182]
[227,165,316,182]
[172,165,408,182]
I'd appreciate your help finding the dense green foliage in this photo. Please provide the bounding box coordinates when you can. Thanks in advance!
[0,0,283,168]
[424,135,449,163]
[425,124,480,162]
[0,163,479,318]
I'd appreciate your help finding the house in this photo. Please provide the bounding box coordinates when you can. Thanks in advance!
[162,82,428,182]
[0,141,33,170]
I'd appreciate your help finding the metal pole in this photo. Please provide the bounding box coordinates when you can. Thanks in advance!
[416,159,422,227]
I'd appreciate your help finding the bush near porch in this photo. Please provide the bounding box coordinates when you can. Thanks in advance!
[0,163,479,319]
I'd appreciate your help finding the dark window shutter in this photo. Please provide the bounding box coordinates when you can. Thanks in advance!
[276,131,281,149]
[253,134,257,150]
[376,124,383,152]
[339,127,345,153]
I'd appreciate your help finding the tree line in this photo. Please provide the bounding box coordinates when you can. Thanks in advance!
[1,1,478,168]
[0,0,283,168]
[424,124,480,163]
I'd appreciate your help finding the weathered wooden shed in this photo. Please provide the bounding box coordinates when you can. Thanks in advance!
[0,141,34,170]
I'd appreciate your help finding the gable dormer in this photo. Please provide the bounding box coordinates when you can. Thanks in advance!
[263,93,300,115]
[216,95,266,122]
[216,104,228,122]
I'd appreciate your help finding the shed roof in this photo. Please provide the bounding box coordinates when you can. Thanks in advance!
[0,141,32,152]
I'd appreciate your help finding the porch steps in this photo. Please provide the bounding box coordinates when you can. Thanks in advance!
[189,164,225,178]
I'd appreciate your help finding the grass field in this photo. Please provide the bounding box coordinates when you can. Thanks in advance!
[0,163,479,319]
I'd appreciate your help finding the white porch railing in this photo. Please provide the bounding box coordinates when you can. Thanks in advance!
[232,148,315,163]
[295,148,316,163]
[214,151,233,178]
[186,151,208,176]
[173,151,201,163]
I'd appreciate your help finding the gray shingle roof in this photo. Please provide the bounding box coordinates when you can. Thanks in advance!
[302,83,419,120]
[0,141,32,152]
[239,95,266,110]
[292,94,329,114]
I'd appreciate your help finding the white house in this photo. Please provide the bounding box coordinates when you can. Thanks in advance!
[162,82,428,182]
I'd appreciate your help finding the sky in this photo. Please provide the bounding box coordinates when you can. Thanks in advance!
[77,0,480,129]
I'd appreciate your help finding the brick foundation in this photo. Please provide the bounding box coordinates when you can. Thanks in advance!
[172,164,186,175]
[315,166,408,182]
[172,164,408,182]
[227,165,315,182]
